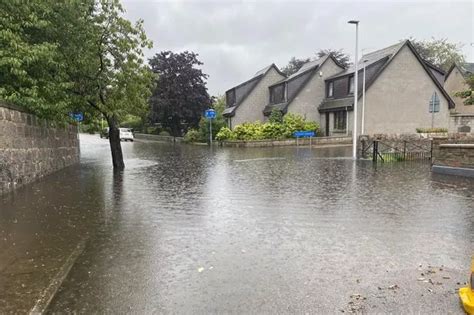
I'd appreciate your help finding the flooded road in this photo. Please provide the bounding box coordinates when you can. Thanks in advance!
[1,134,473,313]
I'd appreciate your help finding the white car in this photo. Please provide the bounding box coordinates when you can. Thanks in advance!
[119,128,134,141]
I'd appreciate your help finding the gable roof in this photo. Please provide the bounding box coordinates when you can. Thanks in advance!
[263,54,345,115]
[223,64,285,117]
[320,40,455,112]
[445,62,474,80]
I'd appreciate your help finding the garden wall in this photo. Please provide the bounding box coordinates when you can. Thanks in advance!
[134,133,183,142]
[0,103,79,194]
[431,133,474,177]
[220,135,351,148]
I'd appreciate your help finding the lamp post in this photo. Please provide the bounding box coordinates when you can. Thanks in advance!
[348,20,359,160]
[361,59,368,135]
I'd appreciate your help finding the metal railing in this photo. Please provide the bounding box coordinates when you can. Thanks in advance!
[361,139,433,162]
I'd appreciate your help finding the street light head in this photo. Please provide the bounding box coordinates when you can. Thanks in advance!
[348,20,359,24]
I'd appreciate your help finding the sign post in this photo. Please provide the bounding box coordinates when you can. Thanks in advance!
[293,131,316,147]
[204,109,216,145]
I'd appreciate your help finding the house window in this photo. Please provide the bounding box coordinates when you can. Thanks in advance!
[429,92,440,113]
[348,76,354,94]
[333,110,346,131]
[270,84,285,104]
[226,89,236,107]
[327,82,334,97]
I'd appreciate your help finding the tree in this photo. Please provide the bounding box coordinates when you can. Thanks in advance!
[60,0,153,170]
[0,0,153,170]
[0,1,74,121]
[454,74,474,105]
[316,49,351,68]
[409,37,465,72]
[149,51,211,137]
[281,57,310,76]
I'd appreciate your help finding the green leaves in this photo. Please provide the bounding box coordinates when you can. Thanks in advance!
[454,74,474,105]
[215,113,320,141]
[0,0,153,124]
[410,37,465,72]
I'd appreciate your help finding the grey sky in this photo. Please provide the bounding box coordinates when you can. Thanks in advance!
[123,0,473,96]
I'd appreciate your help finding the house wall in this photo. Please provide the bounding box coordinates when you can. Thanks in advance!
[363,45,450,135]
[444,67,474,114]
[232,67,285,128]
[287,58,344,125]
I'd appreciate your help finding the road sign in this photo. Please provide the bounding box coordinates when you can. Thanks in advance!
[70,112,84,122]
[204,109,216,119]
[293,131,315,138]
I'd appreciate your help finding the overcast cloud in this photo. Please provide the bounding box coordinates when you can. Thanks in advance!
[122,0,474,96]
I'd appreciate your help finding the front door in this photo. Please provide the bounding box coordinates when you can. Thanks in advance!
[325,113,330,136]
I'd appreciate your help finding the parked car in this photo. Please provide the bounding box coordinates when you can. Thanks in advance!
[119,128,134,141]
[99,128,134,141]
[459,256,474,314]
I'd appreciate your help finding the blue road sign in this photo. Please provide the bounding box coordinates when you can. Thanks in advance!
[204,109,216,119]
[70,112,84,122]
[293,131,315,138]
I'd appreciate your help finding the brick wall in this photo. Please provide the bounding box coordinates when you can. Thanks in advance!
[0,103,79,194]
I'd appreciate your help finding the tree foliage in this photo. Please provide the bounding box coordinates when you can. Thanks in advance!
[454,74,474,105]
[0,0,153,169]
[281,57,311,76]
[0,1,76,120]
[316,49,351,68]
[409,37,465,72]
[149,51,211,137]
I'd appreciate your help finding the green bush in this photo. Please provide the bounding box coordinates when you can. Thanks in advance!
[261,122,285,139]
[269,109,283,123]
[216,114,320,141]
[416,127,448,133]
[216,127,235,141]
[183,129,202,143]
[159,130,171,136]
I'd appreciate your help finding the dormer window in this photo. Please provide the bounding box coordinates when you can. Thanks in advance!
[327,81,334,97]
[226,89,236,107]
[270,83,285,104]
[349,76,354,94]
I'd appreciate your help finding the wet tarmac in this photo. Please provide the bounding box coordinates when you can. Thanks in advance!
[1,134,473,313]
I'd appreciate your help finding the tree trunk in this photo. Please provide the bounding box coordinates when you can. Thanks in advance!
[106,116,125,170]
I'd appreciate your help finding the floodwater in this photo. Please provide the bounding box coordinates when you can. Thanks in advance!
[1,134,473,314]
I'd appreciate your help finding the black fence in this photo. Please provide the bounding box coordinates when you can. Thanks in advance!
[361,139,433,162]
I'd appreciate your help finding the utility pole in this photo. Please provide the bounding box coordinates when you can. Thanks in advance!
[348,20,359,159]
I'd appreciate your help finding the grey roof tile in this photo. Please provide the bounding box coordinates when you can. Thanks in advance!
[319,97,353,112]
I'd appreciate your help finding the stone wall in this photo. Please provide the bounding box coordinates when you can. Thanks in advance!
[0,103,79,194]
[431,134,474,171]
[449,113,474,133]
[220,135,351,148]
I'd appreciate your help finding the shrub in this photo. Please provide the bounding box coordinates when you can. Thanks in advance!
[261,122,285,139]
[233,122,264,140]
[183,129,202,143]
[159,130,171,136]
[269,109,283,123]
[416,127,448,133]
[215,114,320,141]
[216,127,235,141]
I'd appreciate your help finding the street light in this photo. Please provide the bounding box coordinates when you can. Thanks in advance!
[361,59,368,135]
[348,20,359,159]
